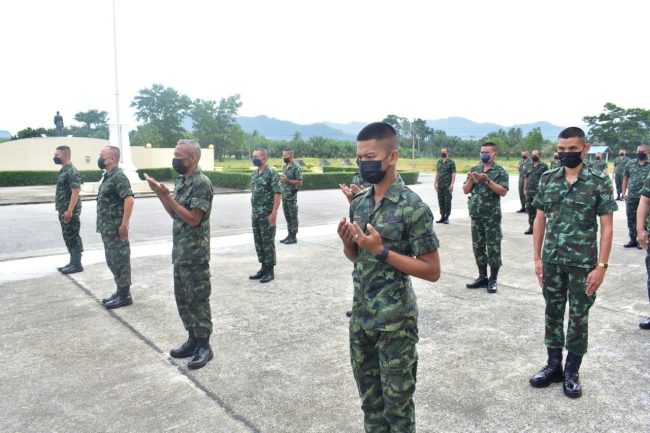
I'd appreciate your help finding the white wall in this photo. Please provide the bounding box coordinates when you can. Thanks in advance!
[0,137,215,171]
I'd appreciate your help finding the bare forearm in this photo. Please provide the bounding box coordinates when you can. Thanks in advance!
[488,180,508,196]
[343,244,358,263]
[598,216,614,263]
[122,196,134,225]
[533,212,546,260]
[462,179,474,194]
[272,193,281,213]
[637,197,650,229]
[385,250,440,282]
[622,178,628,195]
[67,189,80,212]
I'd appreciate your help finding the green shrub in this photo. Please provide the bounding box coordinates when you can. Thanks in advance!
[80,170,104,182]
[204,171,251,189]
[0,168,176,186]
[136,167,175,181]
[322,166,358,173]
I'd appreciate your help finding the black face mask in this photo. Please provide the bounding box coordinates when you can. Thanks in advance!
[441,152,447,158]
[522,155,528,159]
[172,158,188,174]
[283,157,290,163]
[358,154,390,184]
[619,153,625,157]
[53,156,62,165]
[638,152,647,161]
[97,156,106,170]
[558,151,583,168]
[531,155,539,162]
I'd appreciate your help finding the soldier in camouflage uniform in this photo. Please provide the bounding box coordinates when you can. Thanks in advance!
[463,142,509,293]
[529,127,617,399]
[613,149,629,200]
[517,151,532,212]
[338,122,440,433]
[249,148,282,283]
[550,153,561,169]
[145,139,214,369]
[96,146,135,310]
[622,144,650,248]
[434,147,456,224]
[591,153,608,173]
[279,148,303,244]
[523,149,549,234]
[53,145,84,274]
[634,175,650,330]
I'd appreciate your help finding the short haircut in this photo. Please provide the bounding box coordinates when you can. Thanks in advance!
[283,148,294,155]
[639,144,650,151]
[532,149,541,155]
[558,127,586,144]
[357,122,398,151]
[56,145,71,158]
[107,145,121,160]
[441,147,449,153]
[255,147,269,159]
[481,142,498,151]
[177,139,202,160]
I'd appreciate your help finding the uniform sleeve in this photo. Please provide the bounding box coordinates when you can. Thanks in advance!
[532,176,547,209]
[595,176,618,216]
[69,168,81,189]
[406,204,439,256]
[450,160,457,173]
[189,179,213,213]
[624,161,631,177]
[496,167,509,190]
[294,165,303,181]
[271,170,282,194]
[641,175,650,199]
[116,173,134,199]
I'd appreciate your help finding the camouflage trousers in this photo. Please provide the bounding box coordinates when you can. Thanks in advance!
[437,185,452,218]
[282,199,299,235]
[645,247,650,302]
[518,177,526,208]
[615,173,624,196]
[174,263,213,338]
[350,320,418,433]
[626,197,640,241]
[526,195,538,227]
[59,213,83,261]
[542,262,596,356]
[470,216,502,268]
[100,232,131,294]
[252,215,276,266]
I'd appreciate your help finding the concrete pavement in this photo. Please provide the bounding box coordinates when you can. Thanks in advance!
[1,184,649,432]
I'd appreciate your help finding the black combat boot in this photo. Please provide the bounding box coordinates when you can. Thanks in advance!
[104,290,133,310]
[517,206,527,213]
[530,347,564,387]
[279,235,289,243]
[524,226,533,235]
[284,234,297,244]
[436,216,445,223]
[260,266,275,283]
[187,337,213,370]
[170,332,198,358]
[466,265,488,289]
[563,352,583,398]
[61,254,83,274]
[623,239,639,248]
[443,214,450,224]
[487,266,499,293]
[101,292,118,304]
[639,316,650,329]
[249,265,266,280]
[57,256,72,272]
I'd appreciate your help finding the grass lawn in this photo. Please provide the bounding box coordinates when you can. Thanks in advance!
[214,157,536,175]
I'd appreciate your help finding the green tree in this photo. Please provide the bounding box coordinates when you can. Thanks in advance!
[130,84,191,147]
[13,127,53,139]
[191,94,243,160]
[524,127,544,151]
[583,102,650,149]
[70,109,109,139]
[129,123,163,147]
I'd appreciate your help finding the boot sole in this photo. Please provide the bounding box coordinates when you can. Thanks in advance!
[187,351,213,370]
[104,298,133,310]
[529,375,563,388]
[170,349,197,359]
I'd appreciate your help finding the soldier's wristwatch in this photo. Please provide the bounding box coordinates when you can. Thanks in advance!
[597,262,608,270]
[375,247,389,263]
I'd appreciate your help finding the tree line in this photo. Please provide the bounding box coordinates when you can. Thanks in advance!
[11,92,650,160]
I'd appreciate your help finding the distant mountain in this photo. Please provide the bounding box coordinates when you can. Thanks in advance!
[237,115,355,141]
[426,117,563,140]
[321,121,367,136]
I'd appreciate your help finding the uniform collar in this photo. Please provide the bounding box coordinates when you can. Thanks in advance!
[178,167,202,185]
[552,164,588,181]
[365,175,404,204]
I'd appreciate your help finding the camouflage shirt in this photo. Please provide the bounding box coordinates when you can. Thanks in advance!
[592,160,608,172]
[281,163,302,201]
[351,172,371,190]
[550,159,562,169]
[524,162,550,195]
[350,175,439,331]
[251,166,282,217]
[466,162,510,219]
[613,156,629,175]
[96,167,133,234]
[172,168,213,265]
[436,158,456,188]
[55,163,82,214]
[624,159,650,198]
[518,158,532,184]
[639,176,650,227]
[533,165,618,268]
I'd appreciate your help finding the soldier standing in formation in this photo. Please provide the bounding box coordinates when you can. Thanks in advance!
[517,150,532,213]
[338,122,440,433]
[622,144,650,248]
[634,174,650,330]
[96,146,135,309]
[613,149,629,200]
[249,148,282,283]
[463,142,509,293]
[529,127,617,398]
[145,139,214,369]
[279,148,303,244]
[523,149,549,235]
[53,145,83,274]
[550,152,562,169]
[592,152,608,173]
[434,147,456,224]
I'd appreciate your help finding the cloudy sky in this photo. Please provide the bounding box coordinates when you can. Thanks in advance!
[1,0,648,134]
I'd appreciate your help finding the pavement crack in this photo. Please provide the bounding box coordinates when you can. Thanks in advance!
[65,274,262,433]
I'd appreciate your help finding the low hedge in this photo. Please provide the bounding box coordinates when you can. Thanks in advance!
[322,166,358,173]
[204,171,251,189]
[0,170,104,186]
[136,167,175,181]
